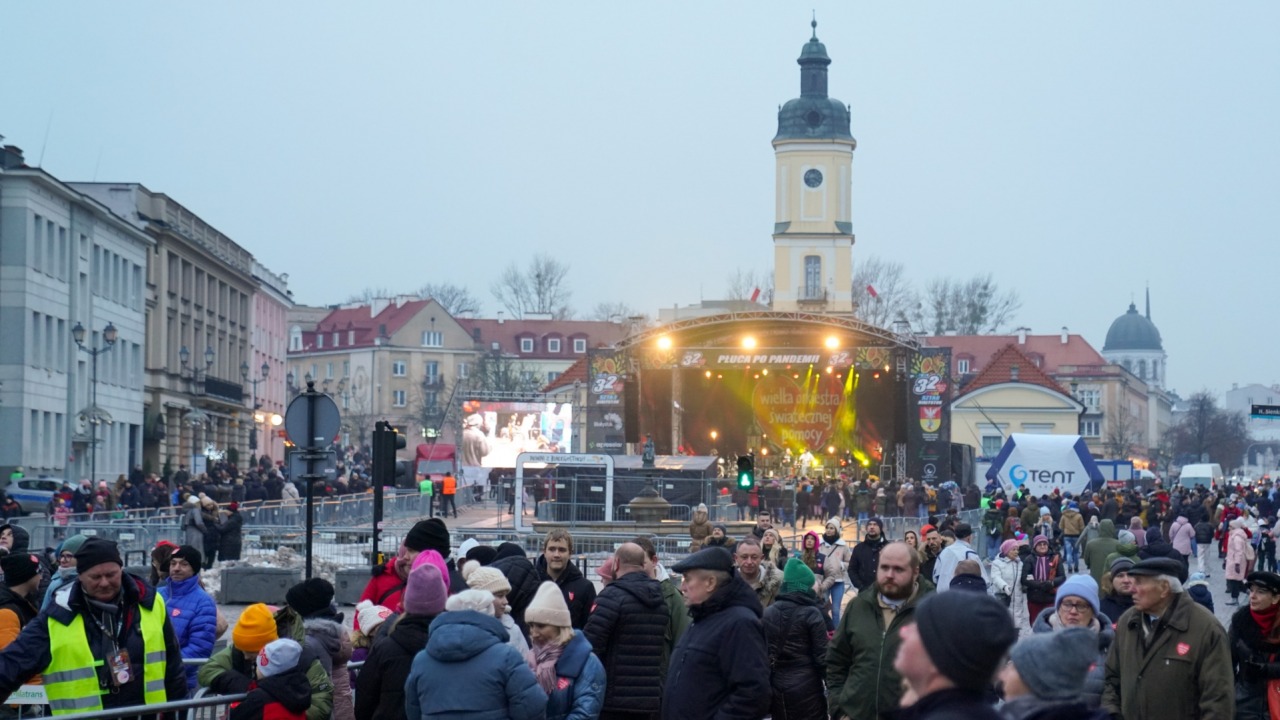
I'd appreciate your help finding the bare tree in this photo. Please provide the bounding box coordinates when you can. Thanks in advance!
[725,268,773,302]
[341,388,377,449]
[911,274,1021,335]
[1167,391,1251,468]
[469,352,544,394]
[1103,401,1143,459]
[590,301,637,322]
[491,253,574,319]
[852,256,919,329]
[344,287,397,304]
[417,282,481,317]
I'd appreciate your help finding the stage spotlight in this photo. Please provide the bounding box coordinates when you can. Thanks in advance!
[824,336,839,349]
[753,374,759,379]
[884,364,890,372]
[742,336,757,350]
[657,336,673,350]
[825,366,834,375]
[761,368,769,376]
[705,370,712,378]
[827,446,836,454]
[710,430,718,441]
[872,371,881,379]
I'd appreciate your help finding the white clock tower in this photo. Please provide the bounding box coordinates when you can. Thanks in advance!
[772,21,856,314]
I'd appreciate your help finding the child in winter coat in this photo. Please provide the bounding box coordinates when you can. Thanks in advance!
[990,539,1029,629]
[230,639,312,720]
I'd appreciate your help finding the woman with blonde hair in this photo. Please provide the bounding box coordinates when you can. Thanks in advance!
[761,528,788,571]
[525,582,605,720]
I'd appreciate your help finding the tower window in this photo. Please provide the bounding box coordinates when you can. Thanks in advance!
[803,256,822,300]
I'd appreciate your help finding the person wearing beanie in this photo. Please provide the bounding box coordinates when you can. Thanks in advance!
[990,538,1028,626]
[664,547,770,720]
[526,581,606,720]
[1059,500,1085,573]
[1098,555,1136,623]
[1000,628,1104,720]
[848,516,888,594]
[489,544,541,640]
[407,585,546,720]
[1226,516,1253,604]
[229,638,312,720]
[461,559,528,659]
[0,536,189,713]
[688,503,712,552]
[279,577,354,720]
[893,591,1017,719]
[409,548,452,595]
[581,543,667,717]
[356,517,451,633]
[40,534,88,611]
[762,558,827,720]
[1028,574,1113,709]
[0,553,42,653]
[818,517,851,627]
[219,499,244,564]
[704,523,733,550]
[355,562,448,720]
[158,545,218,691]
[465,543,498,567]
[1021,534,1065,628]
[1102,557,1233,719]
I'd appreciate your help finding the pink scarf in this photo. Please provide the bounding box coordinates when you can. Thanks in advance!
[530,641,565,694]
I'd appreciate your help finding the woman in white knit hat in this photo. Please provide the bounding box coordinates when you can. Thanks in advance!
[525,582,605,720]
[464,559,530,659]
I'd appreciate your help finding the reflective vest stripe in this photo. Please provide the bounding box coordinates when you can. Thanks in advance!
[44,594,169,716]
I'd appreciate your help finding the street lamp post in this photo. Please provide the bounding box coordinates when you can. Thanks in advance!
[72,321,118,486]
[242,359,270,462]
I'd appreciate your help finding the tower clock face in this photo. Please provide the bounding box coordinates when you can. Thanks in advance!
[804,169,823,188]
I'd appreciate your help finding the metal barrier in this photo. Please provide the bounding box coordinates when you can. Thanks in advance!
[8,688,248,720]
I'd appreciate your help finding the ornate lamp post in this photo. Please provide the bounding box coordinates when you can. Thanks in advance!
[180,344,215,463]
[241,359,270,461]
[72,321,117,485]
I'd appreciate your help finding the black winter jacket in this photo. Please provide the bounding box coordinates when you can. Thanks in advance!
[229,666,313,720]
[847,535,888,591]
[582,571,668,713]
[884,687,1001,720]
[1021,551,1065,605]
[536,555,597,630]
[1229,604,1280,719]
[490,554,540,637]
[354,613,434,720]
[219,510,244,560]
[663,575,771,720]
[762,590,826,720]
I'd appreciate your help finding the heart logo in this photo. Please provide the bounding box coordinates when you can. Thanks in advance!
[1176,643,1190,656]
[751,374,846,452]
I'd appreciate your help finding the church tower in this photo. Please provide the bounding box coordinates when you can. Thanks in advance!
[772,20,856,314]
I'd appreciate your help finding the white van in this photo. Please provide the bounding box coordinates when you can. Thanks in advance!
[1177,463,1224,489]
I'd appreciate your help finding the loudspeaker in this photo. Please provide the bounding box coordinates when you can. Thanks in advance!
[624,379,640,444]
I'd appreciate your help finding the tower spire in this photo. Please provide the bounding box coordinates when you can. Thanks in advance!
[811,11,817,40]
[1145,285,1151,319]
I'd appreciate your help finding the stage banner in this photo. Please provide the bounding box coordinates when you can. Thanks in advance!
[586,349,626,453]
[908,348,952,484]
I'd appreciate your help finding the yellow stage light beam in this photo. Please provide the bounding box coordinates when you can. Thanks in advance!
[657,336,673,350]
[742,336,757,350]
[825,336,839,349]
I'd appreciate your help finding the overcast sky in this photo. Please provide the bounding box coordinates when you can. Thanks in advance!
[2,2,1276,399]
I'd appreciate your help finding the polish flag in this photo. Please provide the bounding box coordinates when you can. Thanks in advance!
[750,287,761,303]
[866,284,879,299]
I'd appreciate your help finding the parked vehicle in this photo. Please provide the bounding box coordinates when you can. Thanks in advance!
[1175,463,1224,490]
[2,476,63,515]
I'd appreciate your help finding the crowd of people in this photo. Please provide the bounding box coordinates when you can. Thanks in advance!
[0,472,1277,718]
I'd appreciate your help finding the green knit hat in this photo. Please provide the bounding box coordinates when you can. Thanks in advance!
[780,557,816,595]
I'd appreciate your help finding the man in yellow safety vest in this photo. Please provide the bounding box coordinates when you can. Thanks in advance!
[0,537,186,716]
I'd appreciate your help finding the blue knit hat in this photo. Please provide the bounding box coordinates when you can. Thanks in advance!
[1056,574,1099,614]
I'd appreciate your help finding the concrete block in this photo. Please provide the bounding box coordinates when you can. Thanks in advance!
[335,566,372,606]
[217,566,302,605]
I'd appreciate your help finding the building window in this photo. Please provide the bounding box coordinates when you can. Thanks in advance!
[1077,388,1101,410]
[316,334,324,349]
[573,338,587,353]
[520,338,534,353]
[422,331,443,347]
[326,363,334,379]
[392,361,407,377]
[981,436,1002,457]
[457,362,469,379]
[547,338,561,353]
[548,371,561,383]
[425,361,439,385]
[1081,420,1101,437]
[1138,359,1147,380]
[803,255,822,299]
[957,359,970,374]
[392,390,407,407]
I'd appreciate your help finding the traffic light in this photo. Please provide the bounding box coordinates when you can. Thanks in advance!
[737,454,755,490]
[372,421,407,488]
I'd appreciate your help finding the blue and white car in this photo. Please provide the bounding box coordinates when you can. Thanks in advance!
[2,477,63,515]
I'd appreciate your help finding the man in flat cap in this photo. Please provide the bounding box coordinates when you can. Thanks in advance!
[662,547,769,720]
[1102,556,1233,719]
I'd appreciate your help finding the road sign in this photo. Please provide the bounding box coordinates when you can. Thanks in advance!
[284,392,341,447]
[289,449,337,481]
[1252,405,1280,419]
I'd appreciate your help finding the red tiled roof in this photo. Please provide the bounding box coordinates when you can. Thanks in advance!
[542,357,589,393]
[923,334,1105,376]
[297,298,436,351]
[460,318,627,359]
[957,343,1072,399]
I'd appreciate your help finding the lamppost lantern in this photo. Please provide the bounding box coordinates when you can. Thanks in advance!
[203,345,214,368]
[71,322,86,346]
[103,323,118,346]
[260,361,269,379]
[240,361,250,381]
[71,322,118,484]
[179,344,189,366]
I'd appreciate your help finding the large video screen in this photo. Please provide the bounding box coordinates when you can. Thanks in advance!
[458,400,574,468]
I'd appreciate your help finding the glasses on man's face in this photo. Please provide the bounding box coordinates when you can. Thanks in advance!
[59,553,75,563]
[1059,600,1093,614]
